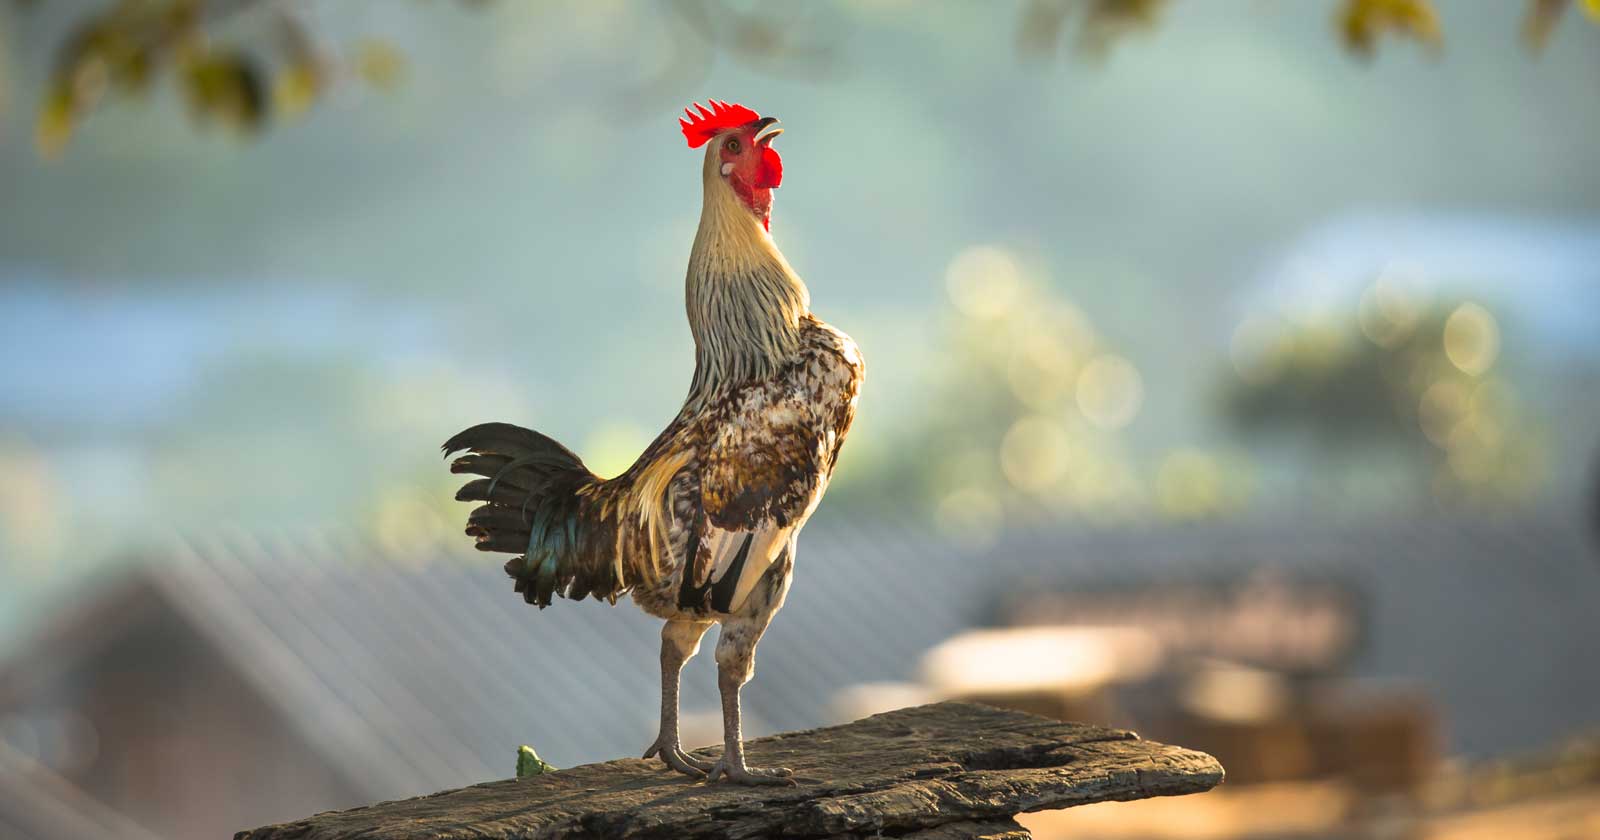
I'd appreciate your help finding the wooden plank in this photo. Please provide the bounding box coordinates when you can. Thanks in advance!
[235,701,1223,840]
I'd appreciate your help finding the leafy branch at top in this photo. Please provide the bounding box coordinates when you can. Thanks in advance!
[25,0,444,158]
[13,0,1599,160]
[1019,0,1596,60]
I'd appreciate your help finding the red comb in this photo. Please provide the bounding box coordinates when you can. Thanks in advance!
[680,100,762,148]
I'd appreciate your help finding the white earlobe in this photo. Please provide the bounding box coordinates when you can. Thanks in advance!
[720,162,735,176]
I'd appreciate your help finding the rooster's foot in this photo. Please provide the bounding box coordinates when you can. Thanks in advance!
[642,740,715,778]
[706,756,796,786]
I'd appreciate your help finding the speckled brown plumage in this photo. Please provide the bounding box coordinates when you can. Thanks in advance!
[443,103,862,785]
[445,317,859,617]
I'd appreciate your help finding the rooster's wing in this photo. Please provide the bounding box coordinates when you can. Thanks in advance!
[681,378,832,615]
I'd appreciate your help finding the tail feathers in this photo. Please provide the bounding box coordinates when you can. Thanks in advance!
[442,422,585,467]
[445,422,619,608]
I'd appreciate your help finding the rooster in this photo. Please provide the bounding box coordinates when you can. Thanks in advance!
[443,101,862,786]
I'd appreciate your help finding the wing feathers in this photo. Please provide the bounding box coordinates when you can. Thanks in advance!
[700,522,792,614]
[709,533,754,613]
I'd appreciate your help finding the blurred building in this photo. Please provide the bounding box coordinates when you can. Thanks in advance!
[0,509,1597,838]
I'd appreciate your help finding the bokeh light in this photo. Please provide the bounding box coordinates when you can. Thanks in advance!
[1076,354,1143,430]
[945,246,1023,321]
[1007,332,1081,411]
[1418,380,1470,448]
[1443,302,1501,376]
[1357,275,1422,349]
[999,415,1073,492]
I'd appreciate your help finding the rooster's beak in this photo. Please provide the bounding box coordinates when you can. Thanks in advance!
[754,117,783,146]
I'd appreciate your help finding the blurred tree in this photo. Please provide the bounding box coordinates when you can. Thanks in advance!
[11,0,1597,159]
[1222,283,1547,508]
[832,245,1250,538]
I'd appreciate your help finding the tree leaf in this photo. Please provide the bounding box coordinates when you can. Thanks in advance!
[181,49,268,133]
[34,86,76,160]
[515,745,557,777]
[1338,0,1443,58]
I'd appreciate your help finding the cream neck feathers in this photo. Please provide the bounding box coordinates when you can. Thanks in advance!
[684,147,810,399]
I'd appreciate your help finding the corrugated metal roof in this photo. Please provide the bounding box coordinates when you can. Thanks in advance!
[61,507,1600,803]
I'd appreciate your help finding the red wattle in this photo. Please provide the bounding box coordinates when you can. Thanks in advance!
[756,147,783,189]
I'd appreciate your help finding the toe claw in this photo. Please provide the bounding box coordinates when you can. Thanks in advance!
[707,758,798,786]
[644,740,709,779]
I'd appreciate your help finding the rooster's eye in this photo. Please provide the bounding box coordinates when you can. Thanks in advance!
[724,138,741,154]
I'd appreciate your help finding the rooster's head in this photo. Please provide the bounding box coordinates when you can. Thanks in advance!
[681,100,783,230]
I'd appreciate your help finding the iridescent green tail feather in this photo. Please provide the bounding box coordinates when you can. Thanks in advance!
[444,422,622,608]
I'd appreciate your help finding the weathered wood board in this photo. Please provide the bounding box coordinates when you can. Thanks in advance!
[236,701,1223,839]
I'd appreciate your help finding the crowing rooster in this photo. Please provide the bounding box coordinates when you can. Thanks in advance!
[443,101,862,785]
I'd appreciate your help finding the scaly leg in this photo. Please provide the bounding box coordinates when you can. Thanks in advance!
[642,619,715,778]
[706,616,795,785]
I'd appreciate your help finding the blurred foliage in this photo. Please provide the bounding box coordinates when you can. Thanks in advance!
[1223,277,1547,507]
[13,0,1598,158]
[18,0,464,158]
[652,0,841,89]
[1018,0,1596,60]
[1336,0,1443,57]
[844,246,1251,539]
[1018,0,1170,61]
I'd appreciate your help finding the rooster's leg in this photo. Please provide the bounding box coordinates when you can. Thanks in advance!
[706,616,795,786]
[643,619,715,778]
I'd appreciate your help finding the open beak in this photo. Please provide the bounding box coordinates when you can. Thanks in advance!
[754,117,783,147]
[750,116,784,191]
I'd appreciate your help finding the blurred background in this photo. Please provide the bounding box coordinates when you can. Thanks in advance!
[2,1,1599,838]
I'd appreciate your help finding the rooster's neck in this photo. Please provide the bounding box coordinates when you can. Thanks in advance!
[684,174,810,400]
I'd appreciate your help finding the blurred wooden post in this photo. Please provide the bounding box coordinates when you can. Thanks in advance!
[234,701,1222,840]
